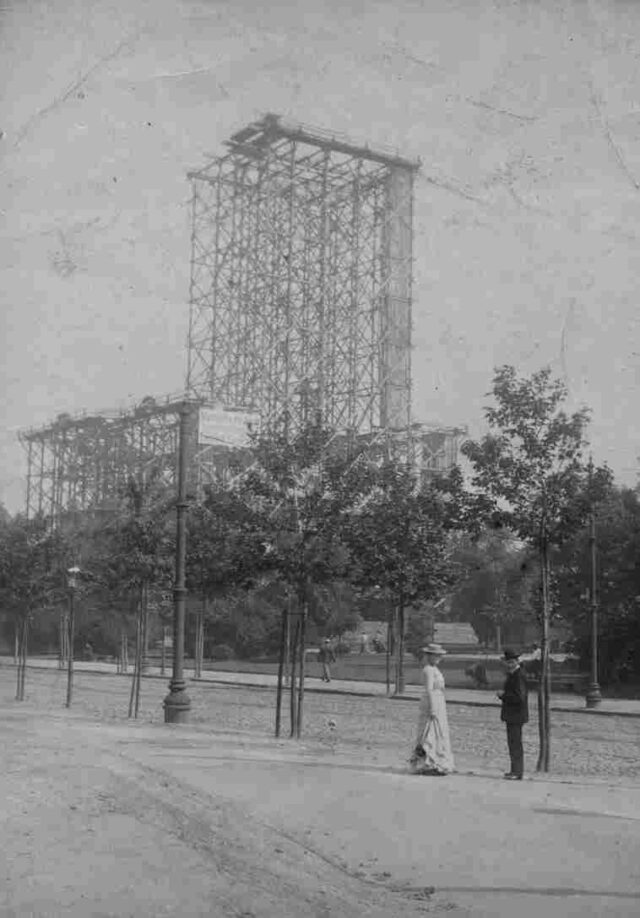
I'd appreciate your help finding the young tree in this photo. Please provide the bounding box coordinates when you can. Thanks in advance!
[344,462,463,695]
[186,487,267,677]
[92,480,174,717]
[0,514,65,701]
[462,365,611,771]
[55,510,116,698]
[235,422,373,738]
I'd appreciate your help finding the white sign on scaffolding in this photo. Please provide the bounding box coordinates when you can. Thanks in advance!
[197,406,261,449]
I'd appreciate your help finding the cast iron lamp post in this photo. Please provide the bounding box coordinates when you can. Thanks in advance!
[163,402,192,723]
[66,566,81,708]
[585,506,602,708]
[585,459,602,709]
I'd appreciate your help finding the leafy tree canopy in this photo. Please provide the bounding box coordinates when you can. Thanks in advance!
[235,422,375,596]
[344,460,462,608]
[462,365,612,547]
[0,514,67,616]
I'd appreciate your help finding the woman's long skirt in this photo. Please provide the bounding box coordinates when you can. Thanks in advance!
[409,692,455,775]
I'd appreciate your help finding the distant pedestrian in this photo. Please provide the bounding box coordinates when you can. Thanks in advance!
[409,643,455,776]
[497,648,529,780]
[359,631,368,654]
[372,630,385,653]
[318,639,336,682]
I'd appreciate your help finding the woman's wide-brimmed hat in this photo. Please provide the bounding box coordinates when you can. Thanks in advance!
[502,648,520,661]
[421,643,447,656]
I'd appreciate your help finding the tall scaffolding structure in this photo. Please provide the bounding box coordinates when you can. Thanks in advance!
[186,113,419,437]
[19,115,466,522]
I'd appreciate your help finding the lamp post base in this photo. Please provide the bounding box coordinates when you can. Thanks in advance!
[585,682,602,709]
[163,680,191,723]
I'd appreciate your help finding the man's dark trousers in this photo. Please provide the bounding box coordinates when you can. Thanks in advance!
[506,722,524,777]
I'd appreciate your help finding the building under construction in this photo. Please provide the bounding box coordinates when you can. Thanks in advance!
[20,115,466,521]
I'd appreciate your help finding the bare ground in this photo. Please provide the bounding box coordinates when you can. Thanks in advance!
[0,666,471,917]
[2,665,640,918]
[0,705,459,917]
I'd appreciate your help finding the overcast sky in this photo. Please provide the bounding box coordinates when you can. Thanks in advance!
[2,0,639,513]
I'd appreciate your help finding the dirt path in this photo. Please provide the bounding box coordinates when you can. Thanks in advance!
[3,668,640,917]
[0,707,460,918]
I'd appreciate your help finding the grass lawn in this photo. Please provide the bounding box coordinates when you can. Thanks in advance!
[200,652,588,692]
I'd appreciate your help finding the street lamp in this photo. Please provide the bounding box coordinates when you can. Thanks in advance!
[66,566,81,708]
[585,505,602,708]
[163,403,192,723]
[584,457,602,709]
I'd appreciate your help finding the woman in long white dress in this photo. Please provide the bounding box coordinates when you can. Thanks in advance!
[409,643,455,776]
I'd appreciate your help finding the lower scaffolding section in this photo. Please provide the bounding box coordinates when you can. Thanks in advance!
[19,394,466,521]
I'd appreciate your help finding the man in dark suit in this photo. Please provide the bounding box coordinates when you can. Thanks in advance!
[497,648,529,780]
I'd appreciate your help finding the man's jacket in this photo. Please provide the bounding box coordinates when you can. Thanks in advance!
[500,667,529,724]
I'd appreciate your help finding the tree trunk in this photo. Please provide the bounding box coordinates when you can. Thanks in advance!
[296,598,308,739]
[137,590,147,716]
[15,616,28,701]
[198,608,203,677]
[160,625,167,676]
[396,601,406,695]
[58,612,65,669]
[134,608,143,717]
[495,622,502,652]
[385,619,392,696]
[65,590,75,708]
[201,605,206,674]
[536,542,551,772]
[129,592,144,718]
[20,617,28,701]
[275,606,288,738]
[119,629,129,674]
[141,581,149,673]
[392,607,399,694]
[194,597,205,679]
[192,607,198,678]
[200,612,204,675]
[14,620,19,665]
[284,595,291,687]
[289,616,300,738]
[128,611,139,717]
